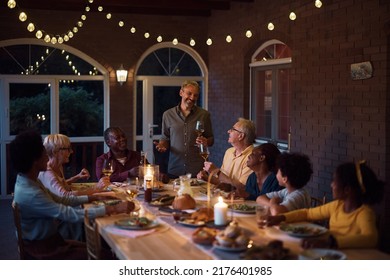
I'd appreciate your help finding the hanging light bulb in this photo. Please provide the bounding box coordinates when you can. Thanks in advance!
[172,38,178,45]
[85,6,90,12]
[77,21,83,27]
[63,34,69,41]
[19,12,27,22]
[315,0,322,8]
[68,31,74,38]
[98,6,103,12]
[130,26,136,33]
[44,35,51,43]
[58,37,64,44]
[245,30,252,38]
[119,21,124,27]
[190,38,196,46]
[7,0,16,9]
[27,23,35,32]
[51,37,57,44]
[157,36,163,42]
[73,27,78,33]
[35,30,43,39]
[88,0,94,3]
[106,13,112,19]
[81,14,87,20]
[268,22,275,31]
[206,38,212,46]
[144,32,150,38]
[289,12,297,21]
[226,35,232,43]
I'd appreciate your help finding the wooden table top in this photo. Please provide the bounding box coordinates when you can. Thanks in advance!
[94,183,390,260]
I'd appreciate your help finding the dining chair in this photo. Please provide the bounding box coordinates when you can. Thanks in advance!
[84,210,103,260]
[12,202,35,260]
[310,195,326,208]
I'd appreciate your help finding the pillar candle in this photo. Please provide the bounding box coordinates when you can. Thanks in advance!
[214,196,228,225]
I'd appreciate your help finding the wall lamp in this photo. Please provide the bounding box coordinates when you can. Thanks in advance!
[116,64,128,85]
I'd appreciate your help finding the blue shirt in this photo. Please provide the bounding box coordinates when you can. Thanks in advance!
[244,172,281,200]
[13,173,106,241]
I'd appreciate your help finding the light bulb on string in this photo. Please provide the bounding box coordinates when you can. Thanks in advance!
[63,35,69,41]
[85,6,90,12]
[190,38,196,46]
[35,30,43,39]
[19,12,27,22]
[157,36,163,42]
[130,26,136,33]
[245,30,252,38]
[68,31,74,38]
[315,0,322,8]
[106,13,112,19]
[73,27,78,33]
[88,0,94,3]
[226,35,232,43]
[172,38,178,45]
[27,23,35,32]
[206,38,212,46]
[268,22,275,31]
[81,14,87,21]
[144,32,150,38]
[289,12,297,21]
[8,0,16,9]
[77,21,83,27]
[44,35,51,43]
[58,37,64,44]
[119,21,124,27]
[98,6,103,12]
[51,37,57,44]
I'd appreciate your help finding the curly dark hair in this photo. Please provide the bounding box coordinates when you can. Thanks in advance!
[10,130,45,173]
[277,152,313,189]
[103,127,125,144]
[335,162,384,205]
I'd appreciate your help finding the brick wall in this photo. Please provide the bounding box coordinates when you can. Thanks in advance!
[0,0,389,252]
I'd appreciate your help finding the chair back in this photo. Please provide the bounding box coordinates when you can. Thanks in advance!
[12,202,32,260]
[84,210,102,260]
[310,195,326,207]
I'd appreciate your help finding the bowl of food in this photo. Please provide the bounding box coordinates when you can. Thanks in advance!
[299,249,347,260]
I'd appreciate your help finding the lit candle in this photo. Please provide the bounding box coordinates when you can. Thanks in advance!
[214,196,228,225]
[144,165,154,190]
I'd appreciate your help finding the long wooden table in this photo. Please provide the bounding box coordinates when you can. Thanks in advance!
[94,184,390,260]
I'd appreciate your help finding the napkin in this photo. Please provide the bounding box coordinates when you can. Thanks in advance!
[103,225,156,238]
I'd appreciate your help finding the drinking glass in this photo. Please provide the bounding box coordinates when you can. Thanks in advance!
[199,144,210,162]
[195,120,205,137]
[256,205,269,229]
[102,159,113,177]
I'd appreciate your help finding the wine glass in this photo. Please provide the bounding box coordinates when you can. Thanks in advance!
[102,159,114,177]
[199,144,210,162]
[195,120,204,137]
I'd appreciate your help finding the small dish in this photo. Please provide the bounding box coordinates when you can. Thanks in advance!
[299,249,347,260]
[115,217,159,230]
[229,203,256,214]
[212,241,250,252]
[279,223,328,237]
[178,219,206,227]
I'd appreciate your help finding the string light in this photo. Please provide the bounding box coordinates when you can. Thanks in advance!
[8,1,326,46]
[315,0,323,8]
[172,38,178,45]
[289,12,297,21]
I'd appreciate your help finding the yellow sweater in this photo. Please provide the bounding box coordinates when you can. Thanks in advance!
[284,200,378,249]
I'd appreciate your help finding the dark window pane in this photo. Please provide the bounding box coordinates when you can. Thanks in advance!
[59,81,104,137]
[9,83,51,135]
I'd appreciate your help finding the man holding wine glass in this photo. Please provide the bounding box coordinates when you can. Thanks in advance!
[155,80,214,178]
[197,118,255,191]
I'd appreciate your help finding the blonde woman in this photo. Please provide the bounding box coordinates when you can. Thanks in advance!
[38,134,109,198]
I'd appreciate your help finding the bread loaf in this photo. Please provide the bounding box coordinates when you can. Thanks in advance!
[172,193,196,210]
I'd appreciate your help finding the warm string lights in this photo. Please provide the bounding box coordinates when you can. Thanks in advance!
[7,0,324,47]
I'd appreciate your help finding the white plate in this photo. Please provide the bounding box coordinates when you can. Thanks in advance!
[299,249,347,260]
[279,223,328,237]
[229,204,256,214]
[178,219,206,227]
[115,217,159,230]
[212,241,249,252]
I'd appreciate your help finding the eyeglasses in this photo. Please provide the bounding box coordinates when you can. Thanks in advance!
[59,147,73,152]
[230,127,244,134]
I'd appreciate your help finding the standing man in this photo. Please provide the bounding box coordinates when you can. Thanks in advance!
[155,80,214,178]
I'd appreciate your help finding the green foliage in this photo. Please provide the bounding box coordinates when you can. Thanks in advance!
[10,86,103,136]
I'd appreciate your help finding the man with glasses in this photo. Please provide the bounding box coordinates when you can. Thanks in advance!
[155,80,214,178]
[197,118,255,191]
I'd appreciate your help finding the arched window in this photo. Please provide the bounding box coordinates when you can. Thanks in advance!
[0,39,109,197]
[134,42,207,167]
[250,39,292,150]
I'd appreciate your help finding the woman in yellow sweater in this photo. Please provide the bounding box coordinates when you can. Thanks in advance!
[265,161,384,249]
